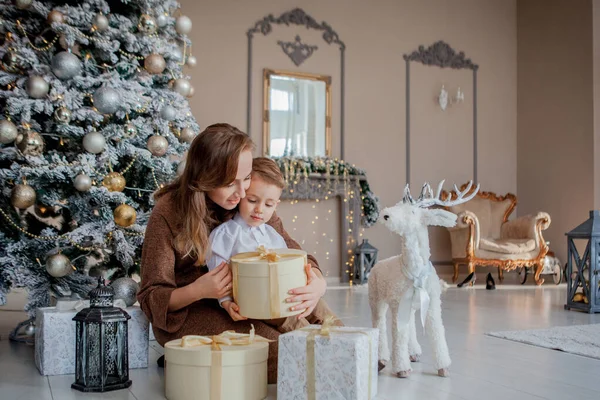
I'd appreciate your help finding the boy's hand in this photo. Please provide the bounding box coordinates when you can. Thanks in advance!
[221,300,247,321]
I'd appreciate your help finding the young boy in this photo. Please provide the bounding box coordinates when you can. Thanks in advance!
[207,157,298,328]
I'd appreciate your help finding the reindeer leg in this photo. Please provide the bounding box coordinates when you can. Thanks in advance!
[408,310,421,362]
[425,290,451,377]
[371,301,390,372]
[390,302,411,378]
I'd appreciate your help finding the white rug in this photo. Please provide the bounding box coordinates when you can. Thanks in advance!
[487,324,600,360]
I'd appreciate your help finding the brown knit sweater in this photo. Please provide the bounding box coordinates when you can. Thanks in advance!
[137,193,334,383]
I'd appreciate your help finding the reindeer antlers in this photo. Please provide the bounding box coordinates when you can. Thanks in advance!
[402,180,480,208]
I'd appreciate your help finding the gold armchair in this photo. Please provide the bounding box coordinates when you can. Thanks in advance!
[443,184,551,285]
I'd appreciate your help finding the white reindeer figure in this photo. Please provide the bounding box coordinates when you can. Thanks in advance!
[368,180,479,378]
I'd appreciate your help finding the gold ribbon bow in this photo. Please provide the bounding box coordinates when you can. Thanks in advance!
[257,245,280,262]
[301,316,373,400]
[179,325,272,400]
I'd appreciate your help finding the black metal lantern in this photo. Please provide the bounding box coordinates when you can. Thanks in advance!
[72,278,132,392]
[564,210,600,313]
[354,239,378,284]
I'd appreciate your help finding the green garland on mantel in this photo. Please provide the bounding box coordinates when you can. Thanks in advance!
[273,156,381,227]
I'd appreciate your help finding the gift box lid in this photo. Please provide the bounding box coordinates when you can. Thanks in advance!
[164,337,269,367]
[231,248,307,277]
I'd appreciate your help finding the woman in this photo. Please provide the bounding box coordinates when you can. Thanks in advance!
[137,123,337,383]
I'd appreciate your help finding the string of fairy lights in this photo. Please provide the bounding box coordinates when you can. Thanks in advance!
[276,156,377,284]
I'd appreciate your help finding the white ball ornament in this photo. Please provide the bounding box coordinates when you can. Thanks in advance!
[186,55,197,68]
[82,132,106,154]
[175,15,192,35]
[74,174,92,192]
[172,78,191,96]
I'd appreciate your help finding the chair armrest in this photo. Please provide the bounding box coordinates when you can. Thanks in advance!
[447,211,481,257]
[501,212,551,241]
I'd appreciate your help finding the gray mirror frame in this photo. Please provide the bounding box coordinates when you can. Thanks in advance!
[403,41,479,184]
[246,8,347,159]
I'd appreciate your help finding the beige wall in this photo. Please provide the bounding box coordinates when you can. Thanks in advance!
[517,0,594,264]
[181,0,517,280]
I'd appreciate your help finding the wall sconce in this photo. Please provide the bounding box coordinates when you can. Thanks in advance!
[437,85,464,111]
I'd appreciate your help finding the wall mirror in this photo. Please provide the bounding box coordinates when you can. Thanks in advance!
[262,68,332,158]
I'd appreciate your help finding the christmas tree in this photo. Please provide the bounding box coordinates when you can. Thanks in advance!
[0,0,198,316]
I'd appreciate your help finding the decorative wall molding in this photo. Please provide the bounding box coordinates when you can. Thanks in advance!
[246,8,347,159]
[403,40,479,70]
[277,36,318,66]
[403,41,479,184]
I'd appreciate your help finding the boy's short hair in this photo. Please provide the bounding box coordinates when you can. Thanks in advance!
[252,157,285,189]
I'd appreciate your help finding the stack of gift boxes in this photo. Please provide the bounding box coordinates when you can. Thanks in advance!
[164,248,379,400]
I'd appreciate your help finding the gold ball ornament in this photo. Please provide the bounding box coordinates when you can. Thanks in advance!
[26,76,50,99]
[138,14,157,35]
[187,85,195,98]
[47,10,65,24]
[15,130,45,156]
[46,253,73,278]
[15,0,32,10]
[179,127,196,144]
[144,54,166,74]
[147,135,168,156]
[114,204,137,227]
[102,172,126,192]
[11,184,36,209]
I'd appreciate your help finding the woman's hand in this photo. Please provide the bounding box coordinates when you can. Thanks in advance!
[192,262,232,300]
[286,264,327,319]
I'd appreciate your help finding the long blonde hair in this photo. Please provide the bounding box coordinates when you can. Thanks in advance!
[155,123,254,264]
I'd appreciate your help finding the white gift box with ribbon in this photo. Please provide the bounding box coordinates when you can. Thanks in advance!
[34,302,149,376]
[277,319,379,400]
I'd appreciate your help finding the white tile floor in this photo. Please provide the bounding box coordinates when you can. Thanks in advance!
[1,279,599,400]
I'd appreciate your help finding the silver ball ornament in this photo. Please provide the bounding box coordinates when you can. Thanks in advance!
[186,55,197,68]
[93,13,109,32]
[24,323,35,337]
[46,253,73,278]
[147,135,168,156]
[26,76,50,99]
[144,54,166,74]
[175,15,192,35]
[110,277,139,307]
[0,119,18,144]
[179,127,196,144]
[156,13,168,27]
[74,174,92,192]
[160,104,177,121]
[138,14,157,35]
[82,132,106,154]
[51,51,81,80]
[124,122,137,138]
[93,87,120,114]
[15,130,44,156]
[54,106,72,124]
[15,0,32,10]
[172,78,191,96]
